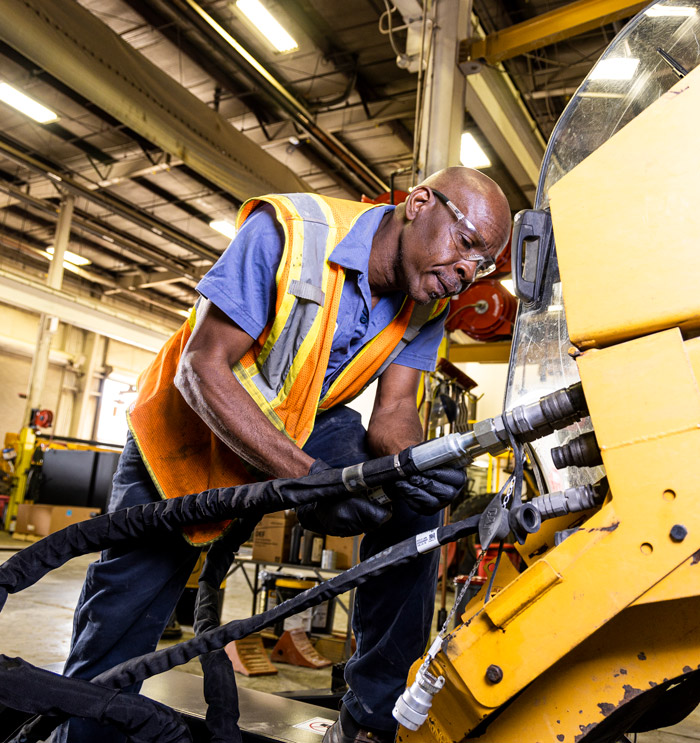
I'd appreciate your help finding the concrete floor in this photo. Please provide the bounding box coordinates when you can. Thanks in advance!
[0,531,699,741]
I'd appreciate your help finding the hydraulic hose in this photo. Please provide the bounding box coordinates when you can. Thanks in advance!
[0,383,587,607]
[0,656,191,743]
[1,380,589,740]
[194,526,253,743]
[92,514,481,690]
[339,382,588,493]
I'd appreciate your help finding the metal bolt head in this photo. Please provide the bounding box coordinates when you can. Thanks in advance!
[485,664,503,684]
[670,524,688,542]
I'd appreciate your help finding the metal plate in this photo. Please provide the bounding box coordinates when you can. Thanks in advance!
[142,670,338,743]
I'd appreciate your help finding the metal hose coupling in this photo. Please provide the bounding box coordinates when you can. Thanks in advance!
[392,656,445,731]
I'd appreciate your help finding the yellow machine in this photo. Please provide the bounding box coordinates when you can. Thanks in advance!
[399,5,700,742]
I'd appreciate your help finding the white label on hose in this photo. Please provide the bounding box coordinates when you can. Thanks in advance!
[367,489,390,504]
[416,529,439,553]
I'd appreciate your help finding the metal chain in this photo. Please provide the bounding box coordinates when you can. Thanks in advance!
[435,547,486,644]
[420,549,486,668]
[501,475,516,509]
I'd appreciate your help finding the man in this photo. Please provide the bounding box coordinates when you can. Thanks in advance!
[58,166,511,742]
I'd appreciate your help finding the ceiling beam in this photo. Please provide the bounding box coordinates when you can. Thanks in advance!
[0,269,174,351]
[462,0,648,65]
[174,0,390,194]
[0,133,219,262]
[117,270,185,290]
[0,0,310,202]
[465,65,545,203]
[0,180,204,281]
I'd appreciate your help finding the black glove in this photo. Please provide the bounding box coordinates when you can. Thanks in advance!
[296,459,392,537]
[383,464,466,515]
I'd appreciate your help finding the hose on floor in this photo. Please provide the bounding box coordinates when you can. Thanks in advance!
[0,470,479,743]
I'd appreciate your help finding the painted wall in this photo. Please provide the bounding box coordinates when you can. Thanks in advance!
[0,304,155,445]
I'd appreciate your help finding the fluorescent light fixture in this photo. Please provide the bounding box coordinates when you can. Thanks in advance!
[236,0,298,52]
[0,82,58,123]
[46,247,91,266]
[210,219,237,239]
[645,4,697,16]
[460,132,491,169]
[589,57,640,81]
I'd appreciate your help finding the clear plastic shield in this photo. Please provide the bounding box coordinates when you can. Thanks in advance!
[504,0,700,494]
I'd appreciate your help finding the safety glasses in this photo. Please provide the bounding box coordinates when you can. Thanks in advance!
[431,188,497,280]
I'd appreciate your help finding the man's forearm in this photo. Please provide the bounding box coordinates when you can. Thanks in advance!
[175,351,315,480]
[366,402,424,457]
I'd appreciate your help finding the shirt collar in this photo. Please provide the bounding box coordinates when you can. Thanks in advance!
[328,204,394,273]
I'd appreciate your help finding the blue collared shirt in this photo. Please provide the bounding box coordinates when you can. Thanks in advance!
[197,202,446,396]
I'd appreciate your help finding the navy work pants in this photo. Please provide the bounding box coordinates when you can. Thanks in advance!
[57,406,439,740]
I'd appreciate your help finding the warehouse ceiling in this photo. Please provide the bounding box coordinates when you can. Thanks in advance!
[0,0,649,339]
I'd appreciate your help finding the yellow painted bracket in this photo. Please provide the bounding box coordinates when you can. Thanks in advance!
[439,329,700,711]
[6,426,36,527]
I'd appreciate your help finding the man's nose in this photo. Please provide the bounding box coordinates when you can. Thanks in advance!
[454,259,477,287]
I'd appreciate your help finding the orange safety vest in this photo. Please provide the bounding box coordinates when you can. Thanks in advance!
[128,193,448,545]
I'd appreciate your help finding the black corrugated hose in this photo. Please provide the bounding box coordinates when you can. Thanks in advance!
[0,460,479,742]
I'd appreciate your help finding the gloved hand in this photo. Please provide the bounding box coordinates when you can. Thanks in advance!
[296,459,392,536]
[383,463,467,515]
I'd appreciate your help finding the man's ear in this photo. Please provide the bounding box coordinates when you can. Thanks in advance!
[404,186,433,221]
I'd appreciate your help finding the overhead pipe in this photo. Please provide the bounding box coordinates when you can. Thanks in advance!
[178,0,390,195]
[0,133,219,263]
[0,233,195,320]
[0,180,203,281]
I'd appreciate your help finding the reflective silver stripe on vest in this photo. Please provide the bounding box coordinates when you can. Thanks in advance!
[254,194,331,402]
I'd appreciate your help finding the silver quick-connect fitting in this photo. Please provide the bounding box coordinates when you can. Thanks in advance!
[392,648,445,731]
[392,665,445,730]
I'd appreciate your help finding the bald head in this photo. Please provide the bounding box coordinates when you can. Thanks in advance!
[369,166,512,303]
[417,166,511,253]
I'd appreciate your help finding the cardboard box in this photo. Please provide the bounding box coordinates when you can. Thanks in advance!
[252,510,297,563]
[324,535,359,570]
[15,503,101,537]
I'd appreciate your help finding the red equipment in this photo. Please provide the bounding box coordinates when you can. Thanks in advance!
[445,279,517,341]
[31,409,54,428]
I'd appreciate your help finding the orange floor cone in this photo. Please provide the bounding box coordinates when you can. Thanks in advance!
[270,628,333,668]
[225,635,278,676]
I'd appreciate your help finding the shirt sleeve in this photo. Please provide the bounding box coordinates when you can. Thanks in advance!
[391,304,448,372]
[196,203,283,339]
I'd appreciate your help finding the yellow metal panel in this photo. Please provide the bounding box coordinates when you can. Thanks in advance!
[634,552,700,605]
[447,341,511,364]
[403,331,700,715]
[483,559,561,628]
[685,336,700,384]
[463,0,646,64]
[549,66,700,349]
[404,598,700,743]
[576,329,700,450]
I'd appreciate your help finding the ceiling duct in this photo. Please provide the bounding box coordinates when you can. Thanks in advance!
[0,0,310,201]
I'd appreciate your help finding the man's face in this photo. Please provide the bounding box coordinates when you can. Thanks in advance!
[397,188,505,305]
